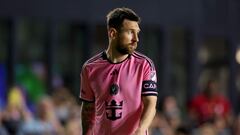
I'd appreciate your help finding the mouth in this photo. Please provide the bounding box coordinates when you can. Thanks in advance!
[128,44,137,51]
[129,43,137,46]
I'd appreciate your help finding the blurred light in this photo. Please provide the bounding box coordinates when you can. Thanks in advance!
[198,46,208,64]
[236,48,240,64]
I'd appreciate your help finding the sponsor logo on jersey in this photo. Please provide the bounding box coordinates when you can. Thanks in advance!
[105,100,123,120]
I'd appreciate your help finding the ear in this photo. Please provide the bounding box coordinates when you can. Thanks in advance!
[108,28,117,39]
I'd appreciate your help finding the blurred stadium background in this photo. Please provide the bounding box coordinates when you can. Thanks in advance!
[0,0,240,135]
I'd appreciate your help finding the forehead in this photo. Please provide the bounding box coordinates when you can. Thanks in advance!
[122,19,140,30]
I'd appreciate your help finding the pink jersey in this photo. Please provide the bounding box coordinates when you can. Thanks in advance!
[80,51,157,135]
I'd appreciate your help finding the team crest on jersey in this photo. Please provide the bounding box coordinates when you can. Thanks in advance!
[110,84,119,95]
[150,71,157,81]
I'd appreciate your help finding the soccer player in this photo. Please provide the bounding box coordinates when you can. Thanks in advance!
[80,7,158,135]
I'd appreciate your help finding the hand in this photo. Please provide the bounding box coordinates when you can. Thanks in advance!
[133,128,146,135]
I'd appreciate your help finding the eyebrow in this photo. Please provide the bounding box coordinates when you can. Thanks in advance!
[127,28,141,32]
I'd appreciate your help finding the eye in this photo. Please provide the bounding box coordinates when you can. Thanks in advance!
[126,30,133,35]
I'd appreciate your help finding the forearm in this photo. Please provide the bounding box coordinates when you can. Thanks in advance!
[80,102,95,135]
[139,96,157,130]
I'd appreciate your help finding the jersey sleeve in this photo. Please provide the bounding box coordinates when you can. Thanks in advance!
[79,65,95,102]
[141,60,158,96]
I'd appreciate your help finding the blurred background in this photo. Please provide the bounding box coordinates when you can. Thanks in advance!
[0,0,240,135]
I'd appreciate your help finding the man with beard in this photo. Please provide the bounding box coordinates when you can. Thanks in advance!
[80,7,158,135]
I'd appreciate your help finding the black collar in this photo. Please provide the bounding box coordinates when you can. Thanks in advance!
[102,51,131,64]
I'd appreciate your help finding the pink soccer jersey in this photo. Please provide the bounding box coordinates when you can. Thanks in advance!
[80,51,158,135]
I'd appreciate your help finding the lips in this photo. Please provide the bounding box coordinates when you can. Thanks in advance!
[129,43,137,46]
[129,44,137,49]
[128,44,137,51]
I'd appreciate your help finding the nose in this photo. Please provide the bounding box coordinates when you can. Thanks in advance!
[132,33,139,42]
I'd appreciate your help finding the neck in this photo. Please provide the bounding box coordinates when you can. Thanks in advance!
[106,46,129,63]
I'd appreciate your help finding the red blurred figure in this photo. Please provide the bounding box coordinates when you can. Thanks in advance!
[188,79,231,126]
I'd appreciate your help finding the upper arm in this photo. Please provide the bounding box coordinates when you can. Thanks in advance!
[80,65,95,102]
[141,60,158,109]
[142,96,157,107]
[141,60,158,96]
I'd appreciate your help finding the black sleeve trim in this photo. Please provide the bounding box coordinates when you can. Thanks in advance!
[79,98,95,103]
[141,93,158,96]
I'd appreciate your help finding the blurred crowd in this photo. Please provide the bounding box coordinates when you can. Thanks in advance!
[1,63,240,135]
[2,78,240,135]
[0,63,82,135]
[149,79,240,135]
[0,86,82,135]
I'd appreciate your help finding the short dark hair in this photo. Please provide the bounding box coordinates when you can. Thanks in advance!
[106,7,141,30]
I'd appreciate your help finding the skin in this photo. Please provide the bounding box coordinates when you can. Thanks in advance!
[106,19,140,63]
[134,96,157,135]
[81,19,157,135]
[80,101,95,135]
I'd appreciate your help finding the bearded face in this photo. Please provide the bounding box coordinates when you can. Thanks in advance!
[115,36,137,54]
[114,19,140,55]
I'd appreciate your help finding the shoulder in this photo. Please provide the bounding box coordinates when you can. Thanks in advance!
[82,52,104,67]
[81,52,105,73]
[132,51,155,70]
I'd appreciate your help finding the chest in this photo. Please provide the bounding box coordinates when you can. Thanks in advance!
[88,62,143,98]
